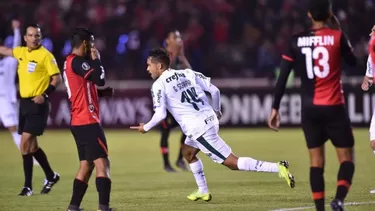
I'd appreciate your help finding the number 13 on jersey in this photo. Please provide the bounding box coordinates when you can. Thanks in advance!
[301,46,330,79]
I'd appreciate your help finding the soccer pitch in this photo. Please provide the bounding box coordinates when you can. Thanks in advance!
[0,128,374,211]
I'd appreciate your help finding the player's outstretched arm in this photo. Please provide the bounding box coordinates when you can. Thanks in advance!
[269,58,293,131]
[0,20,20,57]
[130,82,167,133]
[130,105,167,133]
[0,46,14,57]
[12,20,21,48]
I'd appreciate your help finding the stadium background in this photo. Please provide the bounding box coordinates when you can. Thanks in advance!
[0,0,373,129]
[1,0,375,211]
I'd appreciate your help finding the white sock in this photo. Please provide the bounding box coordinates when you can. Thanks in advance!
[237,157,279,173]
[189,159,209,194]
[11,132,21,149]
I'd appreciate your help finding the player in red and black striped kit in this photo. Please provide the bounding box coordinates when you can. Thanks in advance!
[268,0,356,210]
[63,28,114,211]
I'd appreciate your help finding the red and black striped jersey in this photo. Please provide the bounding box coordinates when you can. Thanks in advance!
[273,27,356,109]
[63,54,106,126]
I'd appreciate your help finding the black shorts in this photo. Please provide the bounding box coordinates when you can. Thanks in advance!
[18,98,49,136]
[71,123,108,161]
[160,111,179,130]
[302,105,354,149]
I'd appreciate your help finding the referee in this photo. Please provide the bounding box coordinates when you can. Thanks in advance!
[0,23,62,196]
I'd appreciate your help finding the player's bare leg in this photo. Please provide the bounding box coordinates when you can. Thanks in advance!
[222,153,295,188]
[67,161,94,211]
[93,158,112,211]
[308,146,325,211]
[331,147,354,211]
[182,144,211,202]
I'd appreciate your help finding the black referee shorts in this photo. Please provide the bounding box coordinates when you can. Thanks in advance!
[71,123,108,161]
[301,105,354,149]
[160,111,179,130]
[18,98,49,136]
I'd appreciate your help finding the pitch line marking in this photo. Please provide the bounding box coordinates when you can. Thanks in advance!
[270,201,375,211]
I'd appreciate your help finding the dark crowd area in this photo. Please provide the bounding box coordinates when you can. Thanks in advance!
[0,0,373,79]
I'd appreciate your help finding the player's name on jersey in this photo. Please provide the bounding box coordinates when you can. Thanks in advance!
[297,35,334,47]
[174,80,191,92]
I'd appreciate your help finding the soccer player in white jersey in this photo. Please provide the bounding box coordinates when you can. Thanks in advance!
[361,25,375,194]
[0,20,39,165]
[131,48,295,201]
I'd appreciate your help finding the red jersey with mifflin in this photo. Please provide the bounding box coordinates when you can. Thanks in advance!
[63,54,106,126]
[280,27,356,107]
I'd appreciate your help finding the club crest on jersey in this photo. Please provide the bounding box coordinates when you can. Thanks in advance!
[82,62,91,71]
[27,61,37,73]
[166,72,186,83]
[89,105,94,112]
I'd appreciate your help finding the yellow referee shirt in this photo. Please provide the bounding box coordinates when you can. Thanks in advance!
[13,46,60,98]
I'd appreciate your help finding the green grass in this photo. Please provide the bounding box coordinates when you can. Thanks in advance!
[0,128,374,211]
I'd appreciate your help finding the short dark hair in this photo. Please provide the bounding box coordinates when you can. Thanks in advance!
[309,0,331,22]
[71,28,94,48]
[165,28,178,39]
[148,48,170,69]
[24,23,41,34]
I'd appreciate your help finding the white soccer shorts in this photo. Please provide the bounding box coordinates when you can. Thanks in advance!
[0,97,18,127]
[185,124,232,163]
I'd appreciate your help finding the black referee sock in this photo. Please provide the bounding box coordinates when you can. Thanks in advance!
[96,177,111,209]
[22,154,33,189]
[69,179,88,209]
[335,161,354,201]
[33,148,54,180]
[310,167,325,211]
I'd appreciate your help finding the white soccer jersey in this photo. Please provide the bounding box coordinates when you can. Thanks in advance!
[366,55,373,78]
[0,28,21,102]
[145,69,220,139]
